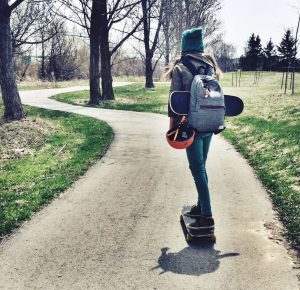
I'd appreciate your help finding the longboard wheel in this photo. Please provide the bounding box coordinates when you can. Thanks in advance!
[211,234,216,243]
[186,233,193,242]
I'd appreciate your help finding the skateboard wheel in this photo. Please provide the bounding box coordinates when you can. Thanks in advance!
[211,234,216,243]
[186,233,193,242]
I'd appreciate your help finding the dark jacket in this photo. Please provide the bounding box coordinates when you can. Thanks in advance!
[168,52,215,125]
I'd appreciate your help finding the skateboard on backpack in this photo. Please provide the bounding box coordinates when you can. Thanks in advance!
[170,91,244,117]
[180,207,216,243]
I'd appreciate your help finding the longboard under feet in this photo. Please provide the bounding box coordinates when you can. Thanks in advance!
[180,208,216,243]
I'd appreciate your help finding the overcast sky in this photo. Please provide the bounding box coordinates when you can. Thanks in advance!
[220,0,300,56]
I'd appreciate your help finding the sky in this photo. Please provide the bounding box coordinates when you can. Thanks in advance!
[219,0,300,57]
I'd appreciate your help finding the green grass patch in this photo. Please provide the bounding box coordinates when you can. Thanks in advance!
[222,72,300,248]
[53,72,300,249]
[0,100,113,239]
[52,83,170,114]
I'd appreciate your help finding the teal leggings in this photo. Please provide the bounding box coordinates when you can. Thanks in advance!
[186,132,213,216]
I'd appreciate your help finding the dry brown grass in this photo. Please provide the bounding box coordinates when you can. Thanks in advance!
[0,117,61,161]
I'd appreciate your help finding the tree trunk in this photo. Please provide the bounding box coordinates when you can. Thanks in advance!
[281,71,284,89]
[89,0,102,105]
[164,14,170,65]
[141,0,155,89]
[145,55,154,88]
[184,0,191,28]
[100,50,114,100]
[292,13,300,95]
[284,65,290,95]
[176,0,184,54]
[164,33,170,66]
[162,0,171,66]
[99,0,114,101]
[0,6,25,120]
[40,40,47,80]
[20,63,30,81]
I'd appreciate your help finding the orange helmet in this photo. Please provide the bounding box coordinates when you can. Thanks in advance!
[166,117,195,149]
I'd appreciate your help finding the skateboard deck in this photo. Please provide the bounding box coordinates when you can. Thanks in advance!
[180,207,216,243]
[170,91,244,117]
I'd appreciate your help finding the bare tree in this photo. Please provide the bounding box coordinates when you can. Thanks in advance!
[9,1,63,81]
[292,11,300,95]
[157,0,223,68]
[111,48,143,76]
[56,0,91,37]
[98,0,113,101]
[88,0,102,103]
[45,23,81,81]
[161,0,176,65]
[172,0,184,54]
[167,0,222,54]
[0,0,26,120]
[11,1,57,55]
[278,29,297,94]
[58,0,145,101]
[141,0,164,88]
[0,0,63,120]
[96,0,145,100]
[212,38,236,72]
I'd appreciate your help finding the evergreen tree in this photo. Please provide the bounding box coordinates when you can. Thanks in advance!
[278,29,297,94]
[277,29,296,70]
[263,39,277,70]
[240,33,263,70]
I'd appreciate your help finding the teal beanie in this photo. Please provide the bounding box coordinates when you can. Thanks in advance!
[181,27,204,53]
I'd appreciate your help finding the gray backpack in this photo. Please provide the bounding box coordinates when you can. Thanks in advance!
[181,57,225,133]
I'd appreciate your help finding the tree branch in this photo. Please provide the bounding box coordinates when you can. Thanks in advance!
[111,18,144,55]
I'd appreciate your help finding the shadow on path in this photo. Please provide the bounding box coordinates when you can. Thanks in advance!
[151,245,239,276]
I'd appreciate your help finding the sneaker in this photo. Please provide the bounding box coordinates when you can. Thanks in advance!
[184,205,201,218]
[187,216,214,230]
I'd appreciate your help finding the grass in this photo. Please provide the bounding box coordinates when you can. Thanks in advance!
[52,83,170,114]
[0,99,113,239]
[17,79,89,91]
[52,71,300,249]
[17,76,146,91]
[222,71,300,249]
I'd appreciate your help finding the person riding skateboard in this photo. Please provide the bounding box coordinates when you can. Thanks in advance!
[166,27,222,230]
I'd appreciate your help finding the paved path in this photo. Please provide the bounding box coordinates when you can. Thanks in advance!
[0,85,298,289]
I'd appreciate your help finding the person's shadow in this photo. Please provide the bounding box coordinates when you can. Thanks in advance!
[151,245,239,276]
[151,206,240,275]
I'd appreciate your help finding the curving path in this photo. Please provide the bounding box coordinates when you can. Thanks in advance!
[0,84,298,289]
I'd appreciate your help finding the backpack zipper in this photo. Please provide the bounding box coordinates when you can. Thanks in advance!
[200,105,225,109]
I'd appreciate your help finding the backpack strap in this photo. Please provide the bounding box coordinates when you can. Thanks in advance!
[181,56,198,76]
[181,55,213,76]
